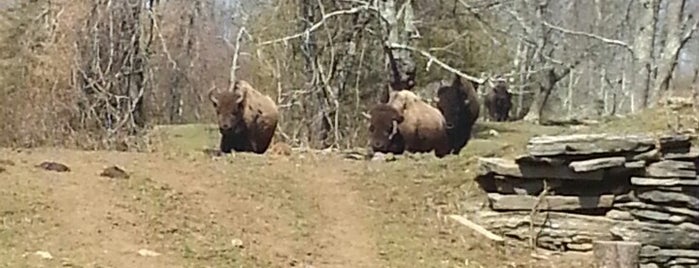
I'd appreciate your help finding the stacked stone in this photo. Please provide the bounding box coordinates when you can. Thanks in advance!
[472,133,699,265]
[608,135,699,268]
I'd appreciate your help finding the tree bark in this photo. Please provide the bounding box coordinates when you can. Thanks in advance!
[654,0,686,95]
[592,240,641,268]
[635,0,660,109]
[379,0,417,94]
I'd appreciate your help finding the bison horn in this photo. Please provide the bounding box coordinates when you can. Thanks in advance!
[361,112,371,120]
[208,85,219,105]
[388,120,399,139]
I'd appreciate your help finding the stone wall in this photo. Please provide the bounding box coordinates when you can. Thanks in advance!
[472,133,699,268]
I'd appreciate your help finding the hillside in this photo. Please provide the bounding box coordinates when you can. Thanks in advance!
[0,106,696,267]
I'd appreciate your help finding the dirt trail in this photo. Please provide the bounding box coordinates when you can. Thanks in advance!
[299,161,379,268]
[0,148,380,267]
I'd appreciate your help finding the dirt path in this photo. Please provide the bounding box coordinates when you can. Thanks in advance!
[0,148,380,267]
[0,145,593,268]
[299,161,379,268]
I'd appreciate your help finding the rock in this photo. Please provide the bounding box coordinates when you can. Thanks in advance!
[231,238,244,248]
[639,264,659,268]
[487,193,615,211]
[490,176,547,195]
[632,149,662,161]
[610,221,699,249]
[100,166,129,179]
[627,209,688,224]
[478,157,604,180]
[526,133,656,157]
[625,160,647,169]
[659,134,692,152]
[137,249,161,257]
[568,243,594,251]
[636,190,699,209]
[35,161,70,172]
[471,210,615,252]
[640,247,699,265]
[668,257,699,265]
[631,177,699,187]
[34,251,53,260]
[515,155,569,165]
[0,166,4,173]
[663,148,699,160]
[605,209,635,221]
[645,160,697,178]
[614,202,699,220]
[568,157,626,172]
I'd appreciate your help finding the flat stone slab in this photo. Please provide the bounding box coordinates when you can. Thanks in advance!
[631,177,699,187]
[568,157,627,172]
[614,201,699,219]
[488,193,615,211]
[610,221,699,249]
[471,210,615,252]
[636,190,699,210]
[659,134,692,152]
[640,245,699,266]
[646,160,697,178]
[663,147,699,160]
[526,133,656,157]
[478,157,604,180]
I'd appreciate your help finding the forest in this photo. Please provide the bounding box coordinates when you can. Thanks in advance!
[0,0,697,149]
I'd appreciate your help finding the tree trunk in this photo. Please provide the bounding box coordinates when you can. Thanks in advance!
[299,0,329,148]
[379,0,416,94]
[635,0,660,109]
[592,241,641,268]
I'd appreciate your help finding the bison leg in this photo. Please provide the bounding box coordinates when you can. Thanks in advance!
[219,133,236,153]
[220,132,253,153]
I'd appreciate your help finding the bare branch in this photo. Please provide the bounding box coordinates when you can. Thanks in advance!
[540,20,635,57]
[257,5,369,46]
[229,27,249,91]
[388,43,485,84]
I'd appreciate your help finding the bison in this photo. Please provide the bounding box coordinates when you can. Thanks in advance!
[208,80,279,154]
[484,79,512,122]
[368,90,450,158]
[434,75,480,155]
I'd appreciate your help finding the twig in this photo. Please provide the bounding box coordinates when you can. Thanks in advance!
[448,215,505,243]
[528,180,550,250]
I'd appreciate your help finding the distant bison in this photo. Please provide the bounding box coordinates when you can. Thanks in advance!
[368,90,450,158]
[484,79,512,122]
[434,75,480,155]
[208,80,279,154]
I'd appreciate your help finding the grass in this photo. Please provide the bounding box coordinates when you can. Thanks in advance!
[0,106,696,267]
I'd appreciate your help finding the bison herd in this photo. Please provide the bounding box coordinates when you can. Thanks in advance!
[208,75,513,158]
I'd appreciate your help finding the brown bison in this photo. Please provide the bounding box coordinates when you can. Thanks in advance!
[484,79,512,122]
[368,90,450,158]
[434,75,480,155]
[208,80,279,154]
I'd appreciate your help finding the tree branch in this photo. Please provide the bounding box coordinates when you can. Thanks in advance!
[229,27,249,91]
[388,43,485,84]
[540,19,635,57]
[257,5,370,46]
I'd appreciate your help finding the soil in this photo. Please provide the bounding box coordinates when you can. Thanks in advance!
[0,119,608,268]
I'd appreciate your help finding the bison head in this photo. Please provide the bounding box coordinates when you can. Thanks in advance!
[368,104,404,152]
[492,80,509,96]
[209,83,246,134]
